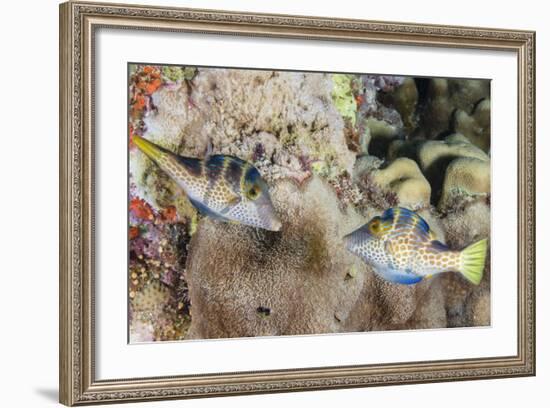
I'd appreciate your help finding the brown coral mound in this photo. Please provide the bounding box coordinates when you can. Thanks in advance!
[185,176,367,338]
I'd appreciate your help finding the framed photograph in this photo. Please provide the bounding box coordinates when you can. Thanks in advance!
[59,1,535,405]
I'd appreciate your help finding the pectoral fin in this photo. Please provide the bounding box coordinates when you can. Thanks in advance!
[219,195,241,216]
[188,196,229,222]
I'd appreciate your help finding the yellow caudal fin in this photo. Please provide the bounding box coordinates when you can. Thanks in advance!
[460,238,488,285]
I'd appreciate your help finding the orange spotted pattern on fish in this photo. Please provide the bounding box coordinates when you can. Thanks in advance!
[344,207,488,285]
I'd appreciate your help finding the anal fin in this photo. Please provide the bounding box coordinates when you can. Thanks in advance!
[391,273,423,285]
[376,267,423,285]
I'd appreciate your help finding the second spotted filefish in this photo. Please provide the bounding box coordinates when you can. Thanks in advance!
[344,207,488,285]
[133,135,282,231]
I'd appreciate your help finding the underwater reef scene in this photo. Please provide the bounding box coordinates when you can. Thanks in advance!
[128,64,491,342]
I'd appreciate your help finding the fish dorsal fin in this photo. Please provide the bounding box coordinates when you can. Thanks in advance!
[174,155,203,177]
[383,207,433,240]
[204,139,213,160]
[428,239,449,252]
[380,207,396,222]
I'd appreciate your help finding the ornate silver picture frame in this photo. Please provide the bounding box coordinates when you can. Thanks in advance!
[59,1,535,405]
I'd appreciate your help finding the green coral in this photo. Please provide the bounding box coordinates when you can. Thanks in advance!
[332,74,357,127]
[311,160,331,177]
[189,213,199,236]
[345,264,358,280]
[310,151,341,181]
[280,129,299,147]
[162,66,198,83]
[129,64,138,76]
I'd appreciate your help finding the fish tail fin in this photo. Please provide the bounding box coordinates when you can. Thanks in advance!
[459,238,488,285]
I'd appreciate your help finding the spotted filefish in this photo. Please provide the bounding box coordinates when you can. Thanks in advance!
[343,207,487,285]
[133,135,282,231]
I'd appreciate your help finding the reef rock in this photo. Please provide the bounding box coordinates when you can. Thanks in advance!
[417,134,489,205]
[452,99,491,152]
[339,74,407,158]
[391,77,419,133]
[418,78,490,141]
[370,158,431,209]
[363,118,402,159]
[131,69,356,216]
[130,281,174,343]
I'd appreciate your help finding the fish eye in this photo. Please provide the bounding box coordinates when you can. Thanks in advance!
[369,218,381,234]
[246,185,261,200]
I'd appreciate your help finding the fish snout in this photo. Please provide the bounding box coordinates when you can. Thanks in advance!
[132,135,164,162]
[263,210,282,231]
[269,216,282,232]
[256,201,282,231]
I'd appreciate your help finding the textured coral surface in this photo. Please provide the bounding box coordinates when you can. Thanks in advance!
[128,64,491,342]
